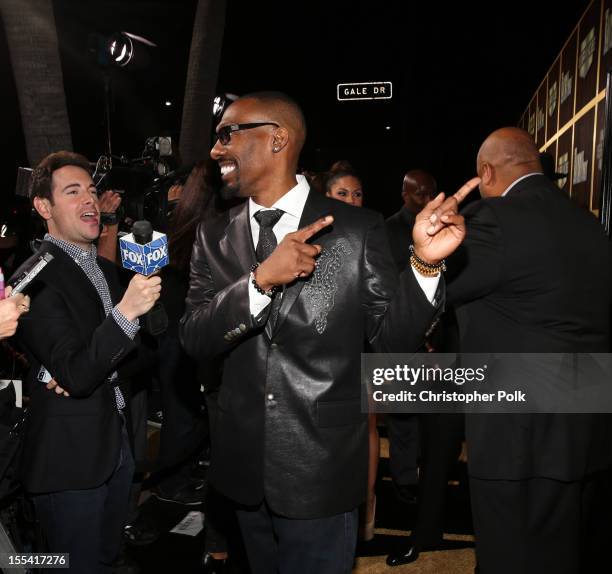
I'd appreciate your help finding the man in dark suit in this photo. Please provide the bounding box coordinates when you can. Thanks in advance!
[384,169,437,504]
[384,169,466,568]
[385,169,437,271]
[16,151,162,573]
[180,92,479,573]
[446,127,612,573]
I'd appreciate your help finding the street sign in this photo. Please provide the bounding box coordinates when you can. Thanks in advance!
[337,81,393,101]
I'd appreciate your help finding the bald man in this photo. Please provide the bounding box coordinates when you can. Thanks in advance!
[384,171,438,495]
[446,128,612,573]
[385,168,464,568]
[385,169,437,270]
[181,91,477,574]
[384,169,436,518]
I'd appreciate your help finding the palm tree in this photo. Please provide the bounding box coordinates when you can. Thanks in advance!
[0,0,72,166]
[179,0,226,165]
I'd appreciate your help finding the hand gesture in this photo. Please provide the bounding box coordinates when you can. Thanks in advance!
[255,216,334,291]
[0,289,30,339]
[98,190,122,214]
[46,378,70,397]
[116,274,162,322]
[412,178,481,264]
[167,184,183,202]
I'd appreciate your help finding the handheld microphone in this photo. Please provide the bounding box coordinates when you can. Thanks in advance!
[8,248,55,296]
[8,247,56,389]
[119,220,169,276]
[120,220,169,335]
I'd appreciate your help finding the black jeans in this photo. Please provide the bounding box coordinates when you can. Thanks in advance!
[236,501,358,574]
[32,419,134,574]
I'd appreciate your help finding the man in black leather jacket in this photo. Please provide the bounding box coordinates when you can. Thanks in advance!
[181,91,478,574]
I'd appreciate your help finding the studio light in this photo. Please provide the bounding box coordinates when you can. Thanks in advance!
[213,93,239,122]
[109,34,132,67]
[106,32,157,69]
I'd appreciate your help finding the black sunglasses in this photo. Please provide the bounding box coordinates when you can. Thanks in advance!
[216,122,279,145]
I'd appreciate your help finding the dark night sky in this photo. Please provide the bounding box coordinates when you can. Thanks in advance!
[2,0,591,219]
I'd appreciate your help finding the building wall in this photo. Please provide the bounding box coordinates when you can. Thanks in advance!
[518,0,612,216]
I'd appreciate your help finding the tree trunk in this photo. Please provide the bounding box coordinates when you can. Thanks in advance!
[179,0,226,165]
[0,0,72,166]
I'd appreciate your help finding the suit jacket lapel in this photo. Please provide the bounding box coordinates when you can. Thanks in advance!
[222,202,257,274]
[44,242,102,308]
[274,190,332,334]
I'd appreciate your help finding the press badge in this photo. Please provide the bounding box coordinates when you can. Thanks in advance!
[37,366,52,384]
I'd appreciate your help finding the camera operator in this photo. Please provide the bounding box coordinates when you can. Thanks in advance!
[96,190,122,262]
[92,143,207,542]
[15,151,161,573]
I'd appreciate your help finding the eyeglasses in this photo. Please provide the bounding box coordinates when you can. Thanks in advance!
[215,122,279,145]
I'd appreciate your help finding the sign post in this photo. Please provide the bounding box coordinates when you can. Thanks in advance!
[337,81,393,101]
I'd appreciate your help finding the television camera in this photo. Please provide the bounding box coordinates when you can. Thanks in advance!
[93,136,189,233]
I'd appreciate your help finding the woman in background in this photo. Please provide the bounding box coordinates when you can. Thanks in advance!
[324,168,378,542]
[325,169,363,207]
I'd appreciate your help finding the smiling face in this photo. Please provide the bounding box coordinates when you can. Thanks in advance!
[326,175,363,207]
[33,165,100,250]
[210,98,279,199]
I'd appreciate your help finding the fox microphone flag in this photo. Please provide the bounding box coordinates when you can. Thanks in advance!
[119,220,169,276]
[120,220,169,335]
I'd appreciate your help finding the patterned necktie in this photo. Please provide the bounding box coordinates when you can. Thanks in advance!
[254,209,284,333]
[254,209,283,262]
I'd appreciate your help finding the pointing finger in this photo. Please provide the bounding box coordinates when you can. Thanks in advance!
[293,216,334,243]
[453,177,481,204]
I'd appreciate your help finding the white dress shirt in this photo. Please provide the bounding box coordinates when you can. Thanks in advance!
[248,174,440,316]
[502,172,542,197]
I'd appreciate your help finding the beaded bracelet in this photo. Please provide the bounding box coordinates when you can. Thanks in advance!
[250,263,279,297]
[409,245,446,276]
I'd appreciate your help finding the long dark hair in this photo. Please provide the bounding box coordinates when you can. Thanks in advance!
[167,159,219,271]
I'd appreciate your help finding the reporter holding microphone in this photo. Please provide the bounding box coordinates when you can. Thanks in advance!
[14,151,161,573]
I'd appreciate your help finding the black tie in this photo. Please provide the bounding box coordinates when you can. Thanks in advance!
[254,209,283,334]
[254,209,283,262]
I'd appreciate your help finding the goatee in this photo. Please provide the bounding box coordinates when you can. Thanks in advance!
[219,182,240,201]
